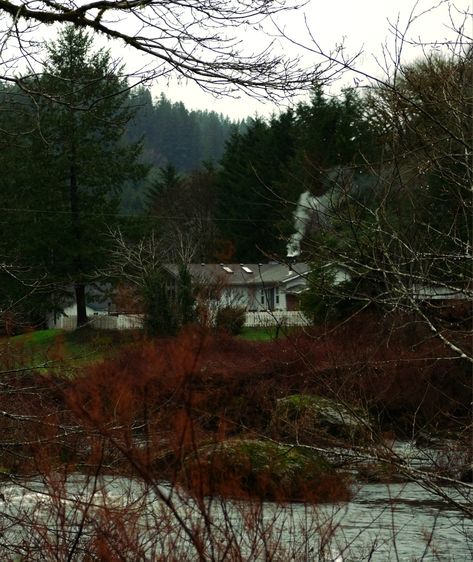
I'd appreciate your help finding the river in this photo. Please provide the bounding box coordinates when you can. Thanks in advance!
[0,473,471,561]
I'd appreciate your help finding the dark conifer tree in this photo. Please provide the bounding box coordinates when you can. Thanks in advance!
[0,26,146,326]
[146,163,183,213]
[216,113,297,261]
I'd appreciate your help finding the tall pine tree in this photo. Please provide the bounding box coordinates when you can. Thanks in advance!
[216,113,297,261]
[1,27,146,326]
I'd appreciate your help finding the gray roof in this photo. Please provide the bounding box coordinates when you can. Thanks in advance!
[163,263,310,287]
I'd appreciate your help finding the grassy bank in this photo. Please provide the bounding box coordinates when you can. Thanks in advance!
[238,326,288,341]
[0,327,139,374]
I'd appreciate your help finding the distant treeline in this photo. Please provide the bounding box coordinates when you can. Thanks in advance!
[123,88,244,212]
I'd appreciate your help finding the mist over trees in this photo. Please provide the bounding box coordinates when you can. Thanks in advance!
[127,89,238,171]
[122,89,242,213]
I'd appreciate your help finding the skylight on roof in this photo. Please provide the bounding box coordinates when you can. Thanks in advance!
[241,266,253,274]
[222,266,233,274]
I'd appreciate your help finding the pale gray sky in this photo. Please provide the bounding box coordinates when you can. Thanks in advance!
[20,0,471,120]
[149,0,471,119]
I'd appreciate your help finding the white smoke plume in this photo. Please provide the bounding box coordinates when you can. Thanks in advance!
[286,191,331,258]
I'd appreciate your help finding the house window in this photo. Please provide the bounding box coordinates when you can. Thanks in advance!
[260,289,265,305]
[275,287,280,305]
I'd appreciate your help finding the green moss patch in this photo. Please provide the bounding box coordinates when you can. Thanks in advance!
[273,394,372,445]
[182,438,351,503]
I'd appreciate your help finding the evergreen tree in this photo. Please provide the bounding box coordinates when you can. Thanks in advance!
[215,86,377,262]
[216,113,297,261]
[0,27,146,326]
[288,86,377,194]
[146,163,183,213]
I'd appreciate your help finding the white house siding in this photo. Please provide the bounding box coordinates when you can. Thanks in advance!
[284,276,308,295]
[218,285,288,312]
[333,268,351,286]
[47,305,103,329]
[166,262,309,313]
[411,284,468,300]
[219,286,251,309]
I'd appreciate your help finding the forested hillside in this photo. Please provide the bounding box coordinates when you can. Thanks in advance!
[122,88,242,212]
[127,89,237,171]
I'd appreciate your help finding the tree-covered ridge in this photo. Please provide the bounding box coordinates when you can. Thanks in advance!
[127,88,239,172]
[128,88,240,172]
[122,88,242,212]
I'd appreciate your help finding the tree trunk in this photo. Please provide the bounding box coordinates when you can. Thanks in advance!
[68,104,86,329]
[75,283,88,327]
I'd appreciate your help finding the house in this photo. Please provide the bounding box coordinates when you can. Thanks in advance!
[46,264,312,330]
[46,283,112,330]
[162,262,310,313]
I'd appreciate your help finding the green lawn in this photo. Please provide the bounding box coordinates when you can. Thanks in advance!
[238,326,284,341]
[1,327,139,375]
[1,325,286,374]
[11,328,64,346]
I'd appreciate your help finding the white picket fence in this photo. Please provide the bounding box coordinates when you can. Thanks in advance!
[55,310,309,331]
[244,310,310,327]
[54,314,143,331]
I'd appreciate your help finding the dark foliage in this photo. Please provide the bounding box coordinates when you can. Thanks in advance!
[215,306,246,335]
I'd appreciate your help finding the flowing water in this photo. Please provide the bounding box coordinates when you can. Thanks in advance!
[325,482,472,561]
[0,474,471,561]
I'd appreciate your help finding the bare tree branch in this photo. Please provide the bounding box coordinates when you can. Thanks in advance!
[0,0,338,97]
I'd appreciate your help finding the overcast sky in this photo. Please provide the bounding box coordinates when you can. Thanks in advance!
[148,0,471,120]
[21,1,471,120]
